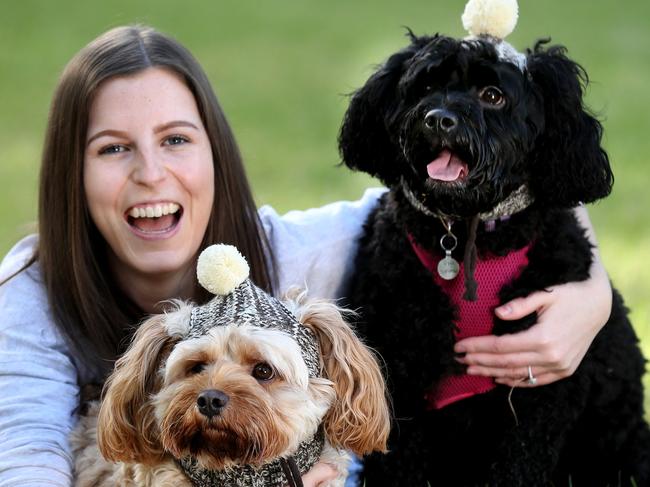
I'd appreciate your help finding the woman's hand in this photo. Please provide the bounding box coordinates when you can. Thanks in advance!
[298,462,339,487]
[455,206,612,386]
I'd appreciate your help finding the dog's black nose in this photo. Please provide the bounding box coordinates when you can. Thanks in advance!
[424,109,458,133]
[197,389,229,418]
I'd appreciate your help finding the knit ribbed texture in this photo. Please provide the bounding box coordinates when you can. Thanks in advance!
[178,428,325,486]
[188,279,320,378]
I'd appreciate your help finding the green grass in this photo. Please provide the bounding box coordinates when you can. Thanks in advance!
[1,0,648,417]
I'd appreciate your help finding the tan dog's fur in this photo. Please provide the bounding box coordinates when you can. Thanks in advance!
[72,293,390,486]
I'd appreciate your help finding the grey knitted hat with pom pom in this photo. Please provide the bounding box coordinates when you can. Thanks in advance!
[186,244,320,378]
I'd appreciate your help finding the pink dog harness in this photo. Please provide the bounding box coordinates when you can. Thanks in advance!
[408,235,531,409]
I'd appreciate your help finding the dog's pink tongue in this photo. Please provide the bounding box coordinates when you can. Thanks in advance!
[427,150,468,181]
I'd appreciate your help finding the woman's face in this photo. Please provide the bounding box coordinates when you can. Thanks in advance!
[84,67,215,285]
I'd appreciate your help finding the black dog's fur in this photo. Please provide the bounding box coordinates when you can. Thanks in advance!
[340,33,650,486]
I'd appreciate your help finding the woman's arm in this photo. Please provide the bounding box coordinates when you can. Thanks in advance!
[0,252,79,486]
[455,206,612,386]
[259,187,385,298]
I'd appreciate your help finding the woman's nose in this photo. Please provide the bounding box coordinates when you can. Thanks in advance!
[131,148,166,185]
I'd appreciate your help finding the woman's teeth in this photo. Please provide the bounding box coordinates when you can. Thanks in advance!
[129,203,180,219]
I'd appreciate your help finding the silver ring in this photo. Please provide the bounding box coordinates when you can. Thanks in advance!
[527,365,537,385]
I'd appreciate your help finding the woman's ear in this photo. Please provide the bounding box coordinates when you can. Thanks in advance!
[97,315,178,465]
[299,300,391,456]
[526,42,613,207]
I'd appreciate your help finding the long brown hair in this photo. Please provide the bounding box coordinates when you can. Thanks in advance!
[35,25,276,378]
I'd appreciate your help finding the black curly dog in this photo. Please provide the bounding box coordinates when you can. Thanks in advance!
[340,32,650,486]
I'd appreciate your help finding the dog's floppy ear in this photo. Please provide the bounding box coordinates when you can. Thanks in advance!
[300,300,390,456]
[97,314,179,465]
[339,36,424,186]
[526,42,613,207]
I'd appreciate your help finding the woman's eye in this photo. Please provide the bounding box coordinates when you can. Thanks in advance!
[188,362,206,375]
[99,144,127,155]
[478,86,505,107]
[252,362,275,381]
[164,135,189,146]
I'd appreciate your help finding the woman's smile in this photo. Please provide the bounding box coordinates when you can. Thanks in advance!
[126,201,183,238]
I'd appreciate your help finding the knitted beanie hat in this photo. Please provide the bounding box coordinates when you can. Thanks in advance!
[461,0,526,71]
[187,244,321,378]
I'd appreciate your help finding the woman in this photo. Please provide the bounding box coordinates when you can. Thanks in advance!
[0,25,612,486]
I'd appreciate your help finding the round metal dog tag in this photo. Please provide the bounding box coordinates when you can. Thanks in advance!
[438,256,460,280]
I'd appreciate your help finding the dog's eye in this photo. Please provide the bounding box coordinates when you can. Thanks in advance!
[478,86,505,107]
[252,362,275,381]
[188,362,206,375]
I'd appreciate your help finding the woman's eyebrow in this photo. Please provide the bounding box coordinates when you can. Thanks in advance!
[154,120,200,133]
[86,129,129,146]
[86,121,200,146]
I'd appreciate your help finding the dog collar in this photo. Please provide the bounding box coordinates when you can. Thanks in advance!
[178,428,324,487]
[401,183,533,300]
[400,181,534,224]
[478,184,534,221]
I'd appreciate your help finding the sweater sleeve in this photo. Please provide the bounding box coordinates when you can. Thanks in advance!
[0,237,79,486]
[258,187,384,300]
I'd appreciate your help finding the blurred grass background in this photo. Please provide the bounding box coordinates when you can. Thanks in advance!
[1,0,648,415]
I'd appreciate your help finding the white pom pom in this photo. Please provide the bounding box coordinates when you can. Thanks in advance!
[462,0,519,40]
[197,244,250,295]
